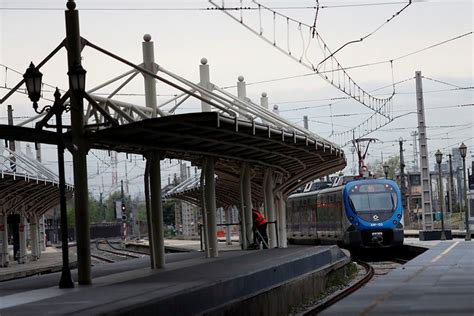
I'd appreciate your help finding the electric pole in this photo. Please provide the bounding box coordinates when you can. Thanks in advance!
[415,71,433,231]
[411,130,418,172]
[399,138,408,220]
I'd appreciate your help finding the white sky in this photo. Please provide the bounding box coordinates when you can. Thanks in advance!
[0,0,472,197]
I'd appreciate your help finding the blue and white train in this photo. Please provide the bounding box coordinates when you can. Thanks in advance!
[287,178,404,248]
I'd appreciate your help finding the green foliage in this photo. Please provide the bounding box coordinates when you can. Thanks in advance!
[370,155,400,178]
[136,201,147,221]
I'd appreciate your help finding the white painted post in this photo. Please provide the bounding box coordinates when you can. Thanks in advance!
[276,193,287,248]
[0,214,8,266]
[199,58,212,112]
[30,215,38,261]
[260,92,268,125]
[237,76,247,118]
[303,115,309,129]
[35,143,42,163]
[264,169,277,248]
[242,163,253,247]
[19,216,27,263]
[272,104,280,115]
[142,34,158,118]
[143,34,165,268]
[150,151,165,268]
[225,206,232,245]
[204,157,218,257]
[40,215,46,251]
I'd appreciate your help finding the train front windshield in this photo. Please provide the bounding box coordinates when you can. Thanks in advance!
[348,183,397,213]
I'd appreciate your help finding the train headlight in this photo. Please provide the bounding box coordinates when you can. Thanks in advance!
[397,214,402,219]
[349,216,354,222]
[355,221,360,226]
[393,220,398,225]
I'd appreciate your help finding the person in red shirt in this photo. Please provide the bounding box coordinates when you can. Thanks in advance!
[252,208,268,248]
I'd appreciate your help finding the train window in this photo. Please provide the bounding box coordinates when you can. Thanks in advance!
[348,183,398,213]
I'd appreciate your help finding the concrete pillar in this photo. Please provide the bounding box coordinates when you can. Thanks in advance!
[303,115,309,129]
[264,169,277,248]
[142,34,158,118]
[0,214,8,267]
[144,158,155,268]
[40,215,46,251]
[199,58,212,112]
[35,143,42,163]
[276,193,287,248]
[18,216,27,263]
[204,157,218,257]
[149,151,165,268]
[237,76,247,117]
[199,168,210,256]
[241,163,253,247]
[225,206,232,245]
[29,215,39,261]
[260,92,268,125]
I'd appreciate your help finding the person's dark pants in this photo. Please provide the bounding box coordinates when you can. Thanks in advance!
[255,223,268,248]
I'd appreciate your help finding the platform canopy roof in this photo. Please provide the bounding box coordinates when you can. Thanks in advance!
[86,112,346,205]
[0,143,72,217]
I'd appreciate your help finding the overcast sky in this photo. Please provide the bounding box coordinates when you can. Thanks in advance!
[0,0,472,197]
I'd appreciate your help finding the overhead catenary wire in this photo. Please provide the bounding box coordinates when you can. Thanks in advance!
[0,1,416,11]
[218,31,472,90]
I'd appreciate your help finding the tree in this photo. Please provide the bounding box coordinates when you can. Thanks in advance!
[66,194,105,226]
[369,155,400,179]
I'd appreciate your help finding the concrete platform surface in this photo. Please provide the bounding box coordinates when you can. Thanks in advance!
[0,245,348,315]
[322,240,474,315]
[0,247,77,282]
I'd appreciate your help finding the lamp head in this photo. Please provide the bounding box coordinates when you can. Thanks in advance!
[459,142,467,158]
[67,63,86,92]
[435,149,443,165]
[23,62,43,108]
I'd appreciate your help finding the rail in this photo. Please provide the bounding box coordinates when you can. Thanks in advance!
[303,260,374,315]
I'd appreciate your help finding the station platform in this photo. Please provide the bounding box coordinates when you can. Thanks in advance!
[0,247,77,282]
[322,240,474,315]
[0,245,349,315]
[404,229,472,239]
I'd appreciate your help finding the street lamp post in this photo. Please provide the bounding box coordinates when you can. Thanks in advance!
[24,62,82,288]
[459,143,471,241]
[435,150,446,240]
[383,164,389,179]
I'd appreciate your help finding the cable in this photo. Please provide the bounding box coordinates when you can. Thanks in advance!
[393,31,472,61]
[421,76,464,89]
[321,2,410,9]
[223,31,472,89]
[317,0,412,67]
[0,2,412,11]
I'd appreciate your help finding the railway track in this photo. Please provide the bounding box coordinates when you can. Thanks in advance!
[300,253,411,315]
[95,240,141,259]
[302,260,374,315]
[105,240,149,256]
[90,240,143,265]
[91,253,115,264]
